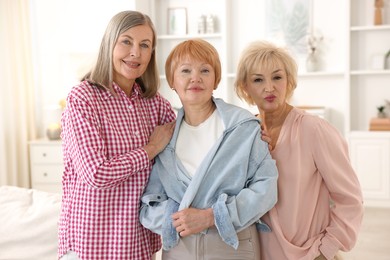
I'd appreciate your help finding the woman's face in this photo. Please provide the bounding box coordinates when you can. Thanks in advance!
[172,58,215,107]
[113,24,153,89]
[244,62,288,113]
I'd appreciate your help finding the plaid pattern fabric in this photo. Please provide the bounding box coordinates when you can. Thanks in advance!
[58,81,176,260]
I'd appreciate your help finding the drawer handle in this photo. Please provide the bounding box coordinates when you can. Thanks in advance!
[42,153,47,157]
[43,172,48,177]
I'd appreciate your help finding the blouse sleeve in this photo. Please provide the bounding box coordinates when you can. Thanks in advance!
[311,119,364,259]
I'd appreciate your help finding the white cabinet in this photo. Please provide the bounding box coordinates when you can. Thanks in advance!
[347,1,390,207]
[349,132,390,207]
[29,139,63,193]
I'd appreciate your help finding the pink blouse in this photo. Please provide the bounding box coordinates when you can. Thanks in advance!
[260,108,364,260]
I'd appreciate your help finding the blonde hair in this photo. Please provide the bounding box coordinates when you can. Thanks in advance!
[165,38,221,90]
[84,10,159,98]
[234,41,298,105]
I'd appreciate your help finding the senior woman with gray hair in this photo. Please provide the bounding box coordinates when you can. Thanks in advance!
[58,11,176,260]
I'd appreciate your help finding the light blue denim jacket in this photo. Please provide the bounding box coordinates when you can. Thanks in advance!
[140,98,278,250]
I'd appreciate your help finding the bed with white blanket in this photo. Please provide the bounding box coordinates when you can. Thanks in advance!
[0,185,61,260]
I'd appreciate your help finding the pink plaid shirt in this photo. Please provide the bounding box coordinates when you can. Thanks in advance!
[58,81,176,260]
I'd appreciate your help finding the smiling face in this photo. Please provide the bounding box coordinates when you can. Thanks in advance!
[244,61,288,113]
[112,24,153,90]
[172,58,216,108]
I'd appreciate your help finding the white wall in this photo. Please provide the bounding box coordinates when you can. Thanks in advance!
[292,0,348,133]
[31,0,136,136]
[32,0,348,134]
[228,0,348,133]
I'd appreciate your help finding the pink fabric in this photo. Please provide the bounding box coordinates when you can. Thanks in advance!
[260,108,363,260]
[58,81,176,260]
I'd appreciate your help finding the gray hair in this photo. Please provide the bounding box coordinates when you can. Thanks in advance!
[84,10,159,98]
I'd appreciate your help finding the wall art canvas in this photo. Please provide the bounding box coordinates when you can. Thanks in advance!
[265,0,310,56]
[168,8,187,35]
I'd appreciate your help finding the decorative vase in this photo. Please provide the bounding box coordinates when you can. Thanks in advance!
[306,51,320,72]
[206,14,215,34]
[378,112,387,118]
[197,15,206,34]
[46,123,61,140]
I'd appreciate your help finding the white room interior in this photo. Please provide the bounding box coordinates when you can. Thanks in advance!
[0,0,389,259]
[24,0,390,206]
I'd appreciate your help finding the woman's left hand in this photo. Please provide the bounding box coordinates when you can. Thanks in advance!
[261,125,273,151]
[172,208,214,237]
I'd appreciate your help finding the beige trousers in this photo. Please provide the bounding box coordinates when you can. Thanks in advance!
[162,224,260,260]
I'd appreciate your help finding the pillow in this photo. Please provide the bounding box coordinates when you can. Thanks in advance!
[0,185,61,260]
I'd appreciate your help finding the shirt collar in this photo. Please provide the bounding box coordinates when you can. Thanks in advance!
[110,81,142,100]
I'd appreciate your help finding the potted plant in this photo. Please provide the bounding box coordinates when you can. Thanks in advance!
[385,49,390,69]
[377,105,386,118]
[305,33,324,72]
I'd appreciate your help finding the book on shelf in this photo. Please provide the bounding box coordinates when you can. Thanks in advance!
[369,117,390,131]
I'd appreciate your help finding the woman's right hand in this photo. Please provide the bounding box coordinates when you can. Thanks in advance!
[172,208,215,237]
[144,121,175,160]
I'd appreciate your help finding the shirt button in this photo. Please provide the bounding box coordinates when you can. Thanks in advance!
[128,105,132,109]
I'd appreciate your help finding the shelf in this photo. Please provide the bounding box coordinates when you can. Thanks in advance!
[29,138,62,145]
[226,72,345,78]
[349,130,390,137]
[350,70,390,75]
[298,71,344,77]
[157,33,223,40]
[350,24,390,31]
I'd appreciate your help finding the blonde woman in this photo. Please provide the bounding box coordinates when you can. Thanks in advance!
[235,40,364,260]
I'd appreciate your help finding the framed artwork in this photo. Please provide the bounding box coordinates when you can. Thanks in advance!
[265,0,310,56]
[168,8,187,35]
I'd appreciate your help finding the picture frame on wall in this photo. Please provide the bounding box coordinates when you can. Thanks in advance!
[265,0,310,56]
[168,8,187,35]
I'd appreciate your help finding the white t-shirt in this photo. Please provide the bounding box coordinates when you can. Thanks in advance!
[176,110,225,177]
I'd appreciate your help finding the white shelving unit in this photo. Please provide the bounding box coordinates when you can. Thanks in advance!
[136,0,230,109]
[347,0,390,207]
[348,1,390,132]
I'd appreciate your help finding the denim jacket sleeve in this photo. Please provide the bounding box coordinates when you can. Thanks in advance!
[161,198,180,250]
[212,193,239,249]
[140,167,182,250]
[139,168,168,235]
